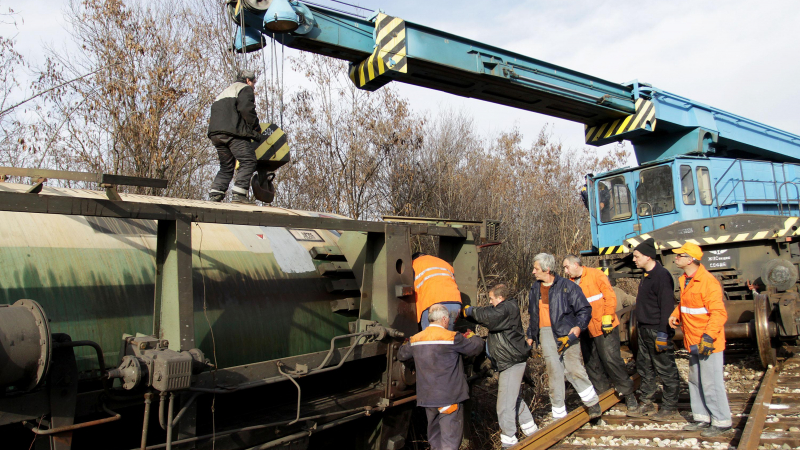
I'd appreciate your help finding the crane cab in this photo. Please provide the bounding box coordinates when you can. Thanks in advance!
[587,157,800,253]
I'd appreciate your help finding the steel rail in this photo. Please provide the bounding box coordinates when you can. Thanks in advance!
[513,375,640,450]
[738,364,779,450]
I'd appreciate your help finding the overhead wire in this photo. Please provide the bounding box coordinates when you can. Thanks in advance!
[221,1,237,80]
[280,33,285,129]
[238,1,247,69]
[259,33,271,123]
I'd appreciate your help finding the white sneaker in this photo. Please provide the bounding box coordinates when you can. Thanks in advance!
[501,434,519,448]
[521,421,539,436]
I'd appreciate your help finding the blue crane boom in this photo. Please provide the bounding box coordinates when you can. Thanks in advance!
[231,1,800,165]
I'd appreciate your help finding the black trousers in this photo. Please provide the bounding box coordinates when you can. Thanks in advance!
[425,405,464,450]
[636,327,680,409]
[580,326,635,396]
[209,134,258,195]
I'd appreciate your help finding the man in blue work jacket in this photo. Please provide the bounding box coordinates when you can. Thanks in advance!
[398,304,484,450]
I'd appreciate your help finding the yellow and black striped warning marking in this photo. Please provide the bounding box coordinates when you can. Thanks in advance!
[599,245,630,255]
[349,13,408,89]
[599,218,800,255]
[584,99,656,145]
[235,122,290,171]
[255,123,290,163]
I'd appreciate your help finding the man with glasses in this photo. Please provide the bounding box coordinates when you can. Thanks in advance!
[207,69,264,204]
[562,255,638,413]
[669,243,732,437]
[628,238,681,421]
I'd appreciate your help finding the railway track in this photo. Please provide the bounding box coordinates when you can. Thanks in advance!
[513,352,800,450]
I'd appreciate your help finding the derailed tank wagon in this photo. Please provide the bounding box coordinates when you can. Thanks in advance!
[0,174,492,450]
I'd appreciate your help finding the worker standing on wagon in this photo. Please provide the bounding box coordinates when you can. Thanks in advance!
[526,253,601,420]
[464,284,537,448]
[628,238,681,420]
[397,304,484,450]
[562,255,638,412]
[412,252,463,330]
[669,242,732,437]
[207,69,263,204]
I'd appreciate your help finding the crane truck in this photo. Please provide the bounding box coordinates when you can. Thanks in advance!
[232,0,800,369]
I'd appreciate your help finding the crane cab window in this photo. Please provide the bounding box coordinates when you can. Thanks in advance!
[680,165,696,205]
[697,166,713,205]
[637,165,675,216]
[598,176,632,223]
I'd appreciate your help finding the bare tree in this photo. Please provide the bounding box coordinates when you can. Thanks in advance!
[25,0,234,197]
[275,53,422,220]
[0,4,29,169]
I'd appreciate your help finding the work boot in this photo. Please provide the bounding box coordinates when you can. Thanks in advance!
[627,400,656,418]
[587,403,602,419]
[231,193,254,204]
[683,421,711,431]
[700,425,733,438]
[625,394,638,412]
[208,193,224,202]
[650,406,681,422]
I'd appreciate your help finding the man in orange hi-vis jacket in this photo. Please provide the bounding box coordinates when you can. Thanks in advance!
[563,255,638,413]
[669,242,731,438]
[412,252,463,330]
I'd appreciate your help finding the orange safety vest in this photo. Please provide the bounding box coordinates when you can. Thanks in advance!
[412,255,462,322]
[572,267,619,338]
[670,264,727,353]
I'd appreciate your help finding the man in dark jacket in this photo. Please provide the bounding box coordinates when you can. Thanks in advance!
[398,304,484,450]
[527,253,600,420]
[465,284,537,448]
[628,238,681,421]
[207,69,263,204]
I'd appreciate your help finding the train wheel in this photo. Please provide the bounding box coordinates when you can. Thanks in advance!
[628,313,639,358]
[755,293,777,368]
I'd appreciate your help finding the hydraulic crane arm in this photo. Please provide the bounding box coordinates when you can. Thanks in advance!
[288,8,636,126]
[236,2,634,125]
[231,1,800,164]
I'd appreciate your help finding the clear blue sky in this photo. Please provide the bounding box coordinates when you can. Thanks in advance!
[7,0,800,162]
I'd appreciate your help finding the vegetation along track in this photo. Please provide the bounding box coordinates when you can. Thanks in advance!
[511,350,800,450]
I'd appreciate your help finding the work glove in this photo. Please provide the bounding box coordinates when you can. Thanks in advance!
[601,315,614,335]
[655,332,669,352]
[463,305,473,318]
[556,333,579,355]
[463,329,476,339]
[697,333,715,356]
